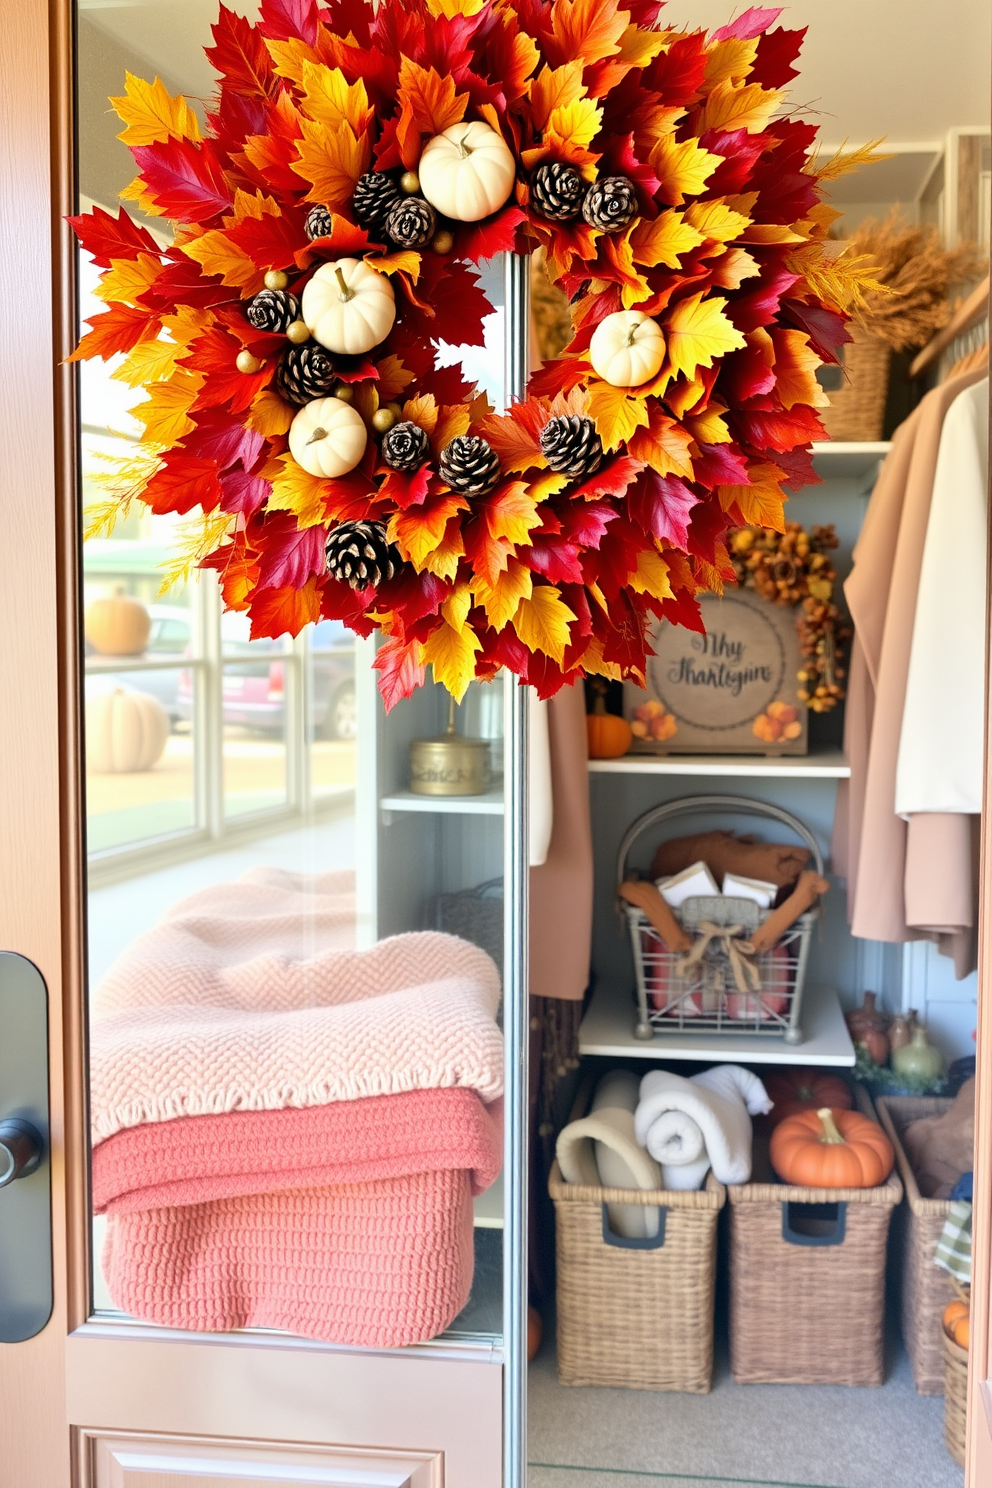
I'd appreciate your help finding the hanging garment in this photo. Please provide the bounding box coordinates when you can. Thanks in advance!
[529,692,554,867]
[840,368,988,968]
[896,378,989,816]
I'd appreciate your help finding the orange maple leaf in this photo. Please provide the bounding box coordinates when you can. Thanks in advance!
[250,577,322,640]
[627,406,695,478]
[770,329,830,410]
[397,59,469,136]
[291,116,371,207]
[719,463,788,533]
[529,61,586,133]
[550,0,628,67]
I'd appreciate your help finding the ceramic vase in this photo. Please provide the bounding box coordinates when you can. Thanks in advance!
[891,1024,945,1084]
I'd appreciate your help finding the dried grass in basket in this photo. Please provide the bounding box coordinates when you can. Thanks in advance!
[876,1096,957,1395]
[550,1160,725,1393]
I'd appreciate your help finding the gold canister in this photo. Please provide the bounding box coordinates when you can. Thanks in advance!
[410,696,491,796]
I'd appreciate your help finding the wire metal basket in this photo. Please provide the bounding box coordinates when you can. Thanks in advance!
[616,796,823,1046]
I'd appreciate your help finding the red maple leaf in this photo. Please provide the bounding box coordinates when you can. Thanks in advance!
[752,27,807,88]
[143,454,224,515]
[180,410,265,470]
[259,0,318,44]
[457,206,527,265]
[691,443,752,488]
[228,207,307,273]
[254,514,326,590]
[67,206,160,268]
[373,633,428,710]
[220,466,271,515]
[132,138,234,224]
[185,326,273,414]
[206,5,277,99]
[626,470,699,552]
[713,7,784,40]
[68,303,161,362]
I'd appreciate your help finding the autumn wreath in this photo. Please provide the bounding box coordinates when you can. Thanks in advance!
[70,0,873,705]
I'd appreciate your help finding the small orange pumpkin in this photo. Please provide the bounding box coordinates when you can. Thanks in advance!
[586,684,632,759]
[528,1305,543,1360]
[770,1107,894,1189]
[943,1300,969,1337]
[765,1069,854,1125]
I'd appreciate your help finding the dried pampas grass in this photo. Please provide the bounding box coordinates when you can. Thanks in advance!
[845,211,987,351]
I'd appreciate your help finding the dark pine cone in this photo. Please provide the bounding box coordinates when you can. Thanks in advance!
[582,175,638,233]
[439,435,501,496]
[325,520,398,590]
[276,344,336,406]
[381,420,431,473]
[246,288,301,334]
[531,161,586,223]
[540,414,603,477]
[304,204,333,241]
[385,197,437,249]
[352,171,403,238]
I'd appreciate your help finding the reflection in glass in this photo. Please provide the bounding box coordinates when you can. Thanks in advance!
[222,661,289,819]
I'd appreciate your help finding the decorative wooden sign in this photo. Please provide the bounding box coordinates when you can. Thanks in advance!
[624,590,808,756]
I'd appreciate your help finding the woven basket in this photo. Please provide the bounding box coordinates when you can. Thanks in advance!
[944,1332,968,1466]
[819,323,892,442]
[550,1160,725,1392]
[727,1088,902,1386]
[875,1096,957,1394]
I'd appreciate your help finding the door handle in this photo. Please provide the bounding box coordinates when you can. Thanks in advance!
[0,954,52,1341]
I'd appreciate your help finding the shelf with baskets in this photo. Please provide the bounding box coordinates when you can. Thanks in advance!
[579,978,855,1066]
[588,749,850,779]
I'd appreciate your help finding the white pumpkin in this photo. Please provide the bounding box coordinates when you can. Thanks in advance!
[86,688,169,774]
[589,310,667,388]
[301,259,396,355]
[418,121,516,222]
[289,397,368,478]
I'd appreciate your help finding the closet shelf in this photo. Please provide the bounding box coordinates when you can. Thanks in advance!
[379,788,505,818]
[811,441,891,479]
[578,980,856,1066]
[588,749,850,780]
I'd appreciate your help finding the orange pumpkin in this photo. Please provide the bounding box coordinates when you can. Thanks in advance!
[586,687,632,759]
[765,1068,854,1125]
[770,1107,894,1189]
[528,1305,543,1360]
[943,1300,969,1337]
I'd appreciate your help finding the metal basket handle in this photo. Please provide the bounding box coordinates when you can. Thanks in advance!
[615,793,825,895]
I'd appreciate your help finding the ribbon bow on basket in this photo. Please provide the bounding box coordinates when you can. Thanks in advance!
[675,921,762,999]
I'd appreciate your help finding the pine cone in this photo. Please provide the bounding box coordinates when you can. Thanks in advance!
[439,435,501,495]
[385,197,437,249]
[246,288,301,334]
[325,520,398,589]
[531,162,586,223]
[352,172,402,237]
[540,414,603,477]
[276,344,336,405]
[304,204,333,241]
[381,420,431,473]
[582,175,638,232]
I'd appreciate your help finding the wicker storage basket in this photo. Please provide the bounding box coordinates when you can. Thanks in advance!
[728,1088,902,1385]
[944,1332,968,1466]
[875,1096,957,1395]
[818,323,892,442]
[550,1159,725,1392]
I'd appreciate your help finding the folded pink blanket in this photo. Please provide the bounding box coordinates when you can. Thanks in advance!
[93,1088,503,1213]
[97,1089,502,1347]
[90,868,503,1142]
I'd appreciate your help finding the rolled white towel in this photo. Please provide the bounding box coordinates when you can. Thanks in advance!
[636,1064,771,1187]
[556,1071,662,1238]
[637,1107,711,1191]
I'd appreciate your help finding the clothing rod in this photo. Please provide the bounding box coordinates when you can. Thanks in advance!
[909,274,990,379]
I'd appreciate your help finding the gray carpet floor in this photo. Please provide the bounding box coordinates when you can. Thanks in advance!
[528,1331,962,1488]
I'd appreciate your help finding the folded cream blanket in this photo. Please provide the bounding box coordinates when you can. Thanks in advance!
[90,868,503,1143]
[556,1071,662,1238]
[635,1065,771,1188]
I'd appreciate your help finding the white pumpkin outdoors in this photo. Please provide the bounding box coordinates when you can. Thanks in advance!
[86,688,170,774]
[589,310,666,388]
[301,259,396,355]
[418,121,516,222]
[289,397,368,478]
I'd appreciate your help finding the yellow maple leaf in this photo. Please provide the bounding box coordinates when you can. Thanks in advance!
[710,245,760,290]
[604,232,652,310]
[263,453,328,528]
[300,62,374,137]
[720,463,787,533]
[423,619,481,701]
[618,24,668,67]
[652,134,720,206]
[697,80,782,136]
[427,0,486,16]
[132,369,203,448]
[666,376,706,419]
[402,393,439,436]
[575,632,624,681]
[229,189,281,225]
[441,582,473,633]
[770,329,830,410]
[703,36,759,87]
[95,253,162,305]
[547,96,603,150]
[629,545,673,602]
[472,559,533,632]
[527,470,570,502]
[373,250,422,281]
[266,36,319,86]
[629,210,705,269]
[111,336,183,388]
[684,402,732,445]
[685,200,751,245]
[110,72,201,147]
[665,293,746,382]
[375,355,416,402]
[421,520,467,582]
[434,403,472,452]
[486,481,543,548]
[120,175,163,217]
[161,304,209,348]
[184,230,262,293]
[741,222,805,245]
[586,380,650,452]
[292,116,371,207]
[513,584,575,665]
[247,390,295,437]
[530,61,586,133]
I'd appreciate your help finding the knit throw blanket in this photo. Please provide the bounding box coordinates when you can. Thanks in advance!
[94,1090,502,1347]
[90,868,504,1143]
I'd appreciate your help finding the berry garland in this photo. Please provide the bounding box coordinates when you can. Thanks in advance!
[70,0,868,706]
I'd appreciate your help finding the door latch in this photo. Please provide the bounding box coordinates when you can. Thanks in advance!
[0,954,52,1341]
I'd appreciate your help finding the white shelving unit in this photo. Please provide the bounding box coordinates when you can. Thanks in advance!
[811,440,891,480]
[579,980,856,1067]
[379,788,505,818]
[589,749,850,780]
